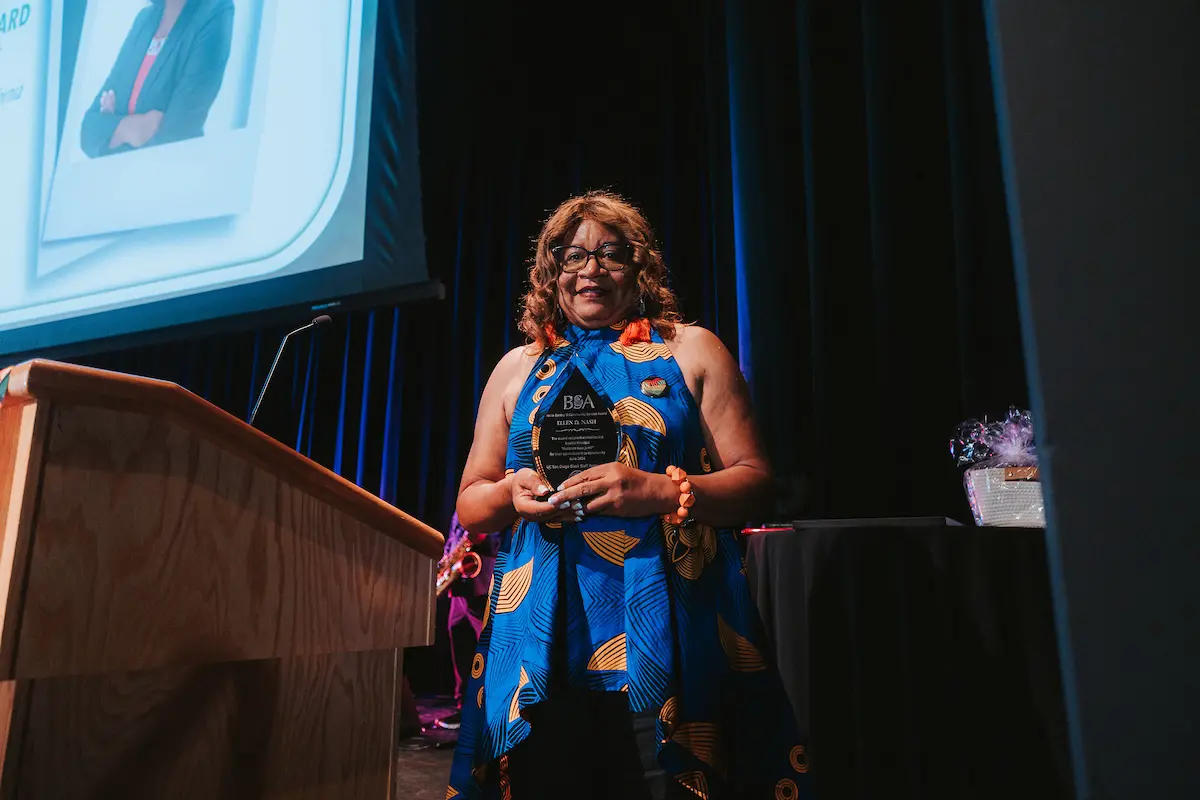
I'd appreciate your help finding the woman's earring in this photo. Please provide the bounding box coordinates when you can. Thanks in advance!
[638,295,647,317]
[555,304,567,329]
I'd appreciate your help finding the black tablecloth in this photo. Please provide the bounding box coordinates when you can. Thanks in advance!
[744,518,1072,799]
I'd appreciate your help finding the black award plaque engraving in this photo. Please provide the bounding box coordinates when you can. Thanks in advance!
[534,368,620,495]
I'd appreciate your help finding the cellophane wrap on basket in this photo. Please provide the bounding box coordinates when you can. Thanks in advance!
[950,408,1045,527]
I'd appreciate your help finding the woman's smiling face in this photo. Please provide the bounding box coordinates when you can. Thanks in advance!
[555,219,639,329]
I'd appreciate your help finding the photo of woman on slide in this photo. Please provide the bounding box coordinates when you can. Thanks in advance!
[81,0,235,158]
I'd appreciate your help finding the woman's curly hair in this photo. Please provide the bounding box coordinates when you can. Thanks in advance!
[518,190,682,351]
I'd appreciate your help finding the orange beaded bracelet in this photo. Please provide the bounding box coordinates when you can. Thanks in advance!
[665,465,696,525]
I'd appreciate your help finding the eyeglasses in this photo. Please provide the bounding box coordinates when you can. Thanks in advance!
[551,242,634,273]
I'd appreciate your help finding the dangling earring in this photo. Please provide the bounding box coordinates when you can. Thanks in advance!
[621,296,653,346]
[555,304,567,330]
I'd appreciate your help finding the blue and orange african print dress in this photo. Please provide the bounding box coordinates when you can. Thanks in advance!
[448,323,812,799]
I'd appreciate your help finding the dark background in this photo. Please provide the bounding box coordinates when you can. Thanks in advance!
[75,0,1028,693]
[985,1,1200,796]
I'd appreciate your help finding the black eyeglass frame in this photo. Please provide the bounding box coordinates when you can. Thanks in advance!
[550,242,636,273]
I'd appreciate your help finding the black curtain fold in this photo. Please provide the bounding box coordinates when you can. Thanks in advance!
[75,0,1025,572]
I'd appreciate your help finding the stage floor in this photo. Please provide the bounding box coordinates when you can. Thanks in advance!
[394,695,458,796]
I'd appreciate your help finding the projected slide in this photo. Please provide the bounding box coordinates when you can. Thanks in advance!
[0,0,413,354]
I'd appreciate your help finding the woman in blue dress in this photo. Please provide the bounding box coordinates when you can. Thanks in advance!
[449,191,811,799]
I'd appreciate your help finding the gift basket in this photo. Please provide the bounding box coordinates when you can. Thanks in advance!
[950,408,1045,527]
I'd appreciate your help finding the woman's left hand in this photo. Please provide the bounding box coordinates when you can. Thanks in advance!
[110,111,163,149]
[546,463,673,520]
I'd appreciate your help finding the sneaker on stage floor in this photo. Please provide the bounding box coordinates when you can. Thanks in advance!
[434,711,462,730]
[395,733,439,751]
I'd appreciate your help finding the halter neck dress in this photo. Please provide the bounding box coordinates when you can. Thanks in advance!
[448,323,812,800]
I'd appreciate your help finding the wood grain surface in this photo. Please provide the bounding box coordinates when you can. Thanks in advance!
[0,360,438,798]
[0,403,49,679]
[9,403,434,679]
[1,360,443,559]
[0,680,24,794]
[9,650,399,799]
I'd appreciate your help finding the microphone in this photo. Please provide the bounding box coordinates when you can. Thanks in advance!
[247,314,332,427]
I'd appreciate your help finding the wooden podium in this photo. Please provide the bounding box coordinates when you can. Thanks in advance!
[0,360,443,799]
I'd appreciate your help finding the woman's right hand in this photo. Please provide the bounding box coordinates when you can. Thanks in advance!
[510,468,581,524]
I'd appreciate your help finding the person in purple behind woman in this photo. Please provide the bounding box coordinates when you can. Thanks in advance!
[437,512,501,730]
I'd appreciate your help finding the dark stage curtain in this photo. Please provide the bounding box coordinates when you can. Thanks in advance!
[72,0,1028,691]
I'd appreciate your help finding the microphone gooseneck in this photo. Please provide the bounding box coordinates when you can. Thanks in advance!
[247,315,331,427]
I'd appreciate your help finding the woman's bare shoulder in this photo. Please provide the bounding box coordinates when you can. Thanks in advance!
[495,343,541,376]
[489,344,542,420]
[666,323,730,364]
[663,323,736,402]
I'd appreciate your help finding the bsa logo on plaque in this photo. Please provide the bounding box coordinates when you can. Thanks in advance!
[533,362,621,499]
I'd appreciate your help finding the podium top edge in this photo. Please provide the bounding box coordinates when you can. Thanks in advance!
[2,360,445,559]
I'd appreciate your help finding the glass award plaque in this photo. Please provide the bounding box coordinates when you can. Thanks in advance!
[534,367,621,497]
